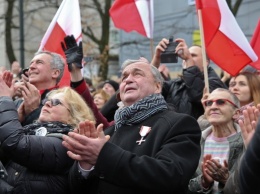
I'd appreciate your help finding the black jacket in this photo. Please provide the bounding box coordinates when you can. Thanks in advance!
[100,92,118,122]
[239,121,260,194]
[69,108,201,194]
[0,96,74,194]
[162,66,226,119]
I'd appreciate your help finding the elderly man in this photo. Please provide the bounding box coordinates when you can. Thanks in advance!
[15,45,109,128]
[62,59,201,194]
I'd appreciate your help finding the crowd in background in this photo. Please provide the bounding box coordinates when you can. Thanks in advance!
[0,35,259,194]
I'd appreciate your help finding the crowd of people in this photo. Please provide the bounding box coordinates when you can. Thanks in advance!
[0,35,259,194]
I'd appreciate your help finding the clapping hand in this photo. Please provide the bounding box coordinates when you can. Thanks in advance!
[201,154,214,188]
[19,81,41,116]
[62,120,110,169]
[238,105,260,148]
[0,71,14,97]
[205,158,229,184]
[61,35,83,71]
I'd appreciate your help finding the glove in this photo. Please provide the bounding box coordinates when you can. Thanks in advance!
[61,35,83,71]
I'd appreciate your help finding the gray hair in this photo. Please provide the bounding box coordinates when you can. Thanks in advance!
[212,88,240,109]
[34,51,65,84]
[121,59,164,88]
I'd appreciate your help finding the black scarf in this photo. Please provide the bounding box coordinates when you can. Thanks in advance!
[114,94,168,130]
[23,121,73,136]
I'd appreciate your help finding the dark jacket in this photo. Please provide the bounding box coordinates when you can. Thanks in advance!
[100,92,118,122]
[69,109,201,194]
[239,121,260,194]
[0,96,74,194]
[162,66,226,119]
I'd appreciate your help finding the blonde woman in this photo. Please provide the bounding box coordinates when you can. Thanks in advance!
[0,74,95,194]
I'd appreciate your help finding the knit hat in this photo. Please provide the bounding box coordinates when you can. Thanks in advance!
[103,80,119,91]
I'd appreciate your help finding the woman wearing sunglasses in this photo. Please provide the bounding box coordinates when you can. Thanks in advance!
[188,88,244,194]
[0,74,95,194]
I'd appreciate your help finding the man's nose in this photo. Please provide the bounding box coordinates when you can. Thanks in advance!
[125,74,134,82]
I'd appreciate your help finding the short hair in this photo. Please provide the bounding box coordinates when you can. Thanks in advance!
[35,51,65,84]
[212,88,240,109]
[120,59,164,88]
[45,87,96,128]
[92,89,110,103]
[191,45,210,63]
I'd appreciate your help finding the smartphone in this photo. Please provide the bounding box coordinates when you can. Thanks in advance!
[22,68,29,77]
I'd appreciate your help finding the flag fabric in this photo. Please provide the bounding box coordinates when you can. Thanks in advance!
[196,0,258,76]
[250,19,260,69]
[39,0,82,86]
[109,0,154,38]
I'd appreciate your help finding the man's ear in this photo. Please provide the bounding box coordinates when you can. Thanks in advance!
[155,82,162,94]
[52,69,61,79]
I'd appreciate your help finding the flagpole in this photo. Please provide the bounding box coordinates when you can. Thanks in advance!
[197,9,209,92]
[150,39,154,58]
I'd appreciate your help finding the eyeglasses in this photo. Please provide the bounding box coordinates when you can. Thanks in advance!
[203,99,238,108]
[42,98,71,112]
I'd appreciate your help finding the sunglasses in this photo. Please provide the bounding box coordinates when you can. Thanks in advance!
[203,99,238,108]
[42,98,70,112]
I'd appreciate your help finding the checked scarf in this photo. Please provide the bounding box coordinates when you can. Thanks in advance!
[23,121,73,136]
[114,93,168,130]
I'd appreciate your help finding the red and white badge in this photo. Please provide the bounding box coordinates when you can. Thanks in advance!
[136,126,151,145]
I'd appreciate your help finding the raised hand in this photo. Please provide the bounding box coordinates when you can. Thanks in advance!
[19,81,41,116]
[175,38,194,68]
[13,81,25,99]
[61,35,83,71]
[77,120,102,138]
[205,158,229,184]
[17,101,26,122]
[151,38,169,68]
[0,72,14,97]
[201,154,214,188]
[238,105,260,148]
[2,71,13,88]
[62,122,110,167]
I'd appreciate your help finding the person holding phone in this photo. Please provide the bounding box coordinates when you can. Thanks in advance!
[151,38,226,119]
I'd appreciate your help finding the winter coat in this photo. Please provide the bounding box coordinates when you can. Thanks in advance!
[0,96,74,194]
[68,109,201,194]
[162,66,226,119]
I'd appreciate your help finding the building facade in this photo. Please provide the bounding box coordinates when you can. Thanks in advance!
[116,0,260,77]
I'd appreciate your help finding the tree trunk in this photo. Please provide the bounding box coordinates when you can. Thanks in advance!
[5,0,16,66]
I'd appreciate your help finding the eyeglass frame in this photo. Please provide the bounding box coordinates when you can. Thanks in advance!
[203,99,238,108]
[42,98,71,112]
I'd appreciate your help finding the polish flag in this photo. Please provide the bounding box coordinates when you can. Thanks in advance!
[109,0,154,38]
[196,0,258,76]
[250,19,260,69]
[39,0,82,86]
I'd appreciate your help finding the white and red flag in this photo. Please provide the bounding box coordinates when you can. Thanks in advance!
[39,0,82,86]
[250,19,260,69]
[196,0,258,76]
[109,0,154,39]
